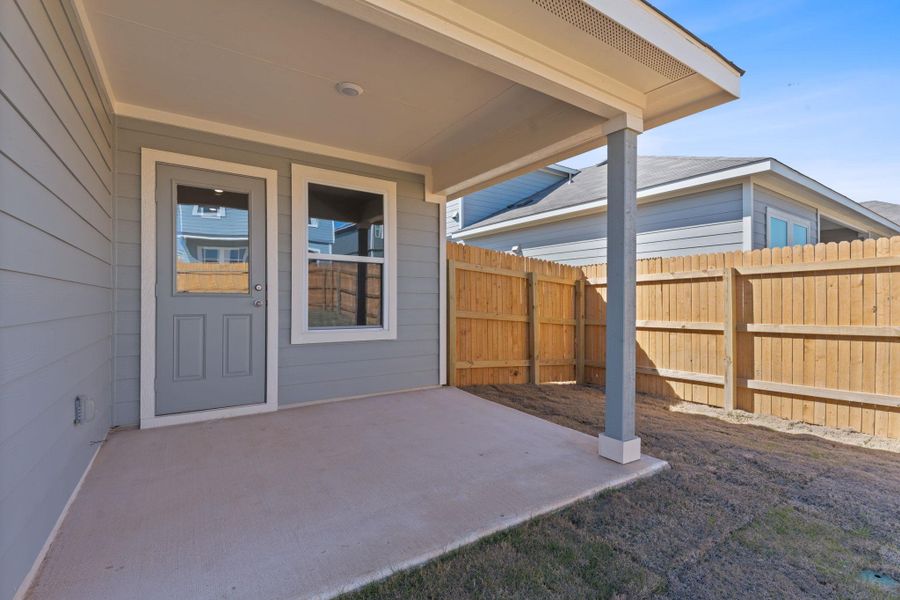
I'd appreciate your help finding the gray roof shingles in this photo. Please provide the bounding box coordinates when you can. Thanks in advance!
[862,201,900,226]
[462,156,767,230]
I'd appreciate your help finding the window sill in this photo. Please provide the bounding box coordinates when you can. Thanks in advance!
[290,327,397,345]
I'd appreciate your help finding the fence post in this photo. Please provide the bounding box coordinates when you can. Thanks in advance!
[528,271,540,384]
[447,260,457,387]
[723,267,738,411]
[575,279,585,384]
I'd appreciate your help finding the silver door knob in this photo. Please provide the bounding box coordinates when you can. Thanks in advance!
[253,299,263,307]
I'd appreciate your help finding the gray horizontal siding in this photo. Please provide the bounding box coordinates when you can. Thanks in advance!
[0,1,113,598]
[752,184,819,248]
[445,197,462,234]
[112,117,440,425]
[469,185,743,265]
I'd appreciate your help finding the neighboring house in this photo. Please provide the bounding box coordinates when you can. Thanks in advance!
[307,217,336,254]
[175,190,249,264]
[446,164,578,235]
[333,221,385,256]
[451,156,900,264]
[862,201,900,226]
[1,1,743,598]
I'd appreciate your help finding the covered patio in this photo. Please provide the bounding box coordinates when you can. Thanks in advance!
[26,388,665,600]
[3,1,741,598]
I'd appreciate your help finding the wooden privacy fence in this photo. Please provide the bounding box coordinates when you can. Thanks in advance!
[309,261,382,324]
[447,239,900,440]
[175,261,249,293]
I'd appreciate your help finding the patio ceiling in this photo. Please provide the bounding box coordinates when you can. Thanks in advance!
[74,0,741,198]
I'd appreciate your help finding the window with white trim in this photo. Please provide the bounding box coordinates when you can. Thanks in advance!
[291,165,397,344]
[766,206,811,248]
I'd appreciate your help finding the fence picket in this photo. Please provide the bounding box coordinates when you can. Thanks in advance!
[447,239,900,439]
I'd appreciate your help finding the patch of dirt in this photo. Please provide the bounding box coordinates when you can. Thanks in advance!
[670,401,900,453]
[347,385,900,600]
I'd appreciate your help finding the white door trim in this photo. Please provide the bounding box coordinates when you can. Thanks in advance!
[140,148,279,429]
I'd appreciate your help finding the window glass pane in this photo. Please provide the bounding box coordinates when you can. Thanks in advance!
[176,185,249,293]
[792,224,808,246]
[308,183,384,257]
[769,216,788,248]
[202,247,220,263]
[307,259,382,328]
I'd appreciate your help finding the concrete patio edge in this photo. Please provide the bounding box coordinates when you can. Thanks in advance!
[313,456,670,600]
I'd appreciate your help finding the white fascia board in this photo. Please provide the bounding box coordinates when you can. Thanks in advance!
[545,164,581,176]
[585,0,741,97]
[452,160,771,239]
[768,161,900,233]
[451,198,609,240]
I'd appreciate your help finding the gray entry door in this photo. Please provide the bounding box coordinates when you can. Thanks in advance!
[155,164,266,416]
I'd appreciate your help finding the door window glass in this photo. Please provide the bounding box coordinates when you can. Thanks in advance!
[792,224,808,246]
[175,185,249,293]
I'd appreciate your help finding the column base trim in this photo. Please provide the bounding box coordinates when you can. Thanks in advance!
[598,434,641,464]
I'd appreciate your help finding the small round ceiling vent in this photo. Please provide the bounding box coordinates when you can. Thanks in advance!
[335,82,364,97]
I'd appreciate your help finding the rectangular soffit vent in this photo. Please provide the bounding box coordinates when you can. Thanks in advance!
[531,0,695,81]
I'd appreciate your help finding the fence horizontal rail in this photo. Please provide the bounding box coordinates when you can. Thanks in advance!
[448,239,900,439]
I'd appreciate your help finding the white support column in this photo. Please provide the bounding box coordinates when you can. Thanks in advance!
[599,126,641,464]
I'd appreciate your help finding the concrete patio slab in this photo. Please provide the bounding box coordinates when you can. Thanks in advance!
[27,387,666,600]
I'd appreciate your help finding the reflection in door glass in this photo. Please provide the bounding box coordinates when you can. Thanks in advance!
[175,185,249,293]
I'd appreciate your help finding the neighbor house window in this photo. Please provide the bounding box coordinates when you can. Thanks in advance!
[766,207,811,248]
[192,205,225,218]
[201,247,221,263]
[291,164,397,344]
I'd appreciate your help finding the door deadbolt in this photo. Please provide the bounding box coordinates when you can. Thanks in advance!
[254,283,264,291]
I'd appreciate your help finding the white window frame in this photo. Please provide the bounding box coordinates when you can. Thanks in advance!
[291,164,397,344]
[766,206,812,248]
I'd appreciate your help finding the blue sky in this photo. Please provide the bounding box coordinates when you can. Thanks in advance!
[560,0,900,204]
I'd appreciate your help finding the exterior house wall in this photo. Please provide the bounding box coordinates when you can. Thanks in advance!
[446,170,566,234]
[752,184,819,249]
[445,197,463,234]
[466,185,743,265]
[0,1,114,597]
[112,118,441,426]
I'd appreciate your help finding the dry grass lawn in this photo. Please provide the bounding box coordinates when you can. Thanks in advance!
[345,385,900,599]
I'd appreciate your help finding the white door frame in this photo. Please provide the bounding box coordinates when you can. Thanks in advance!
[139,148,279,428]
